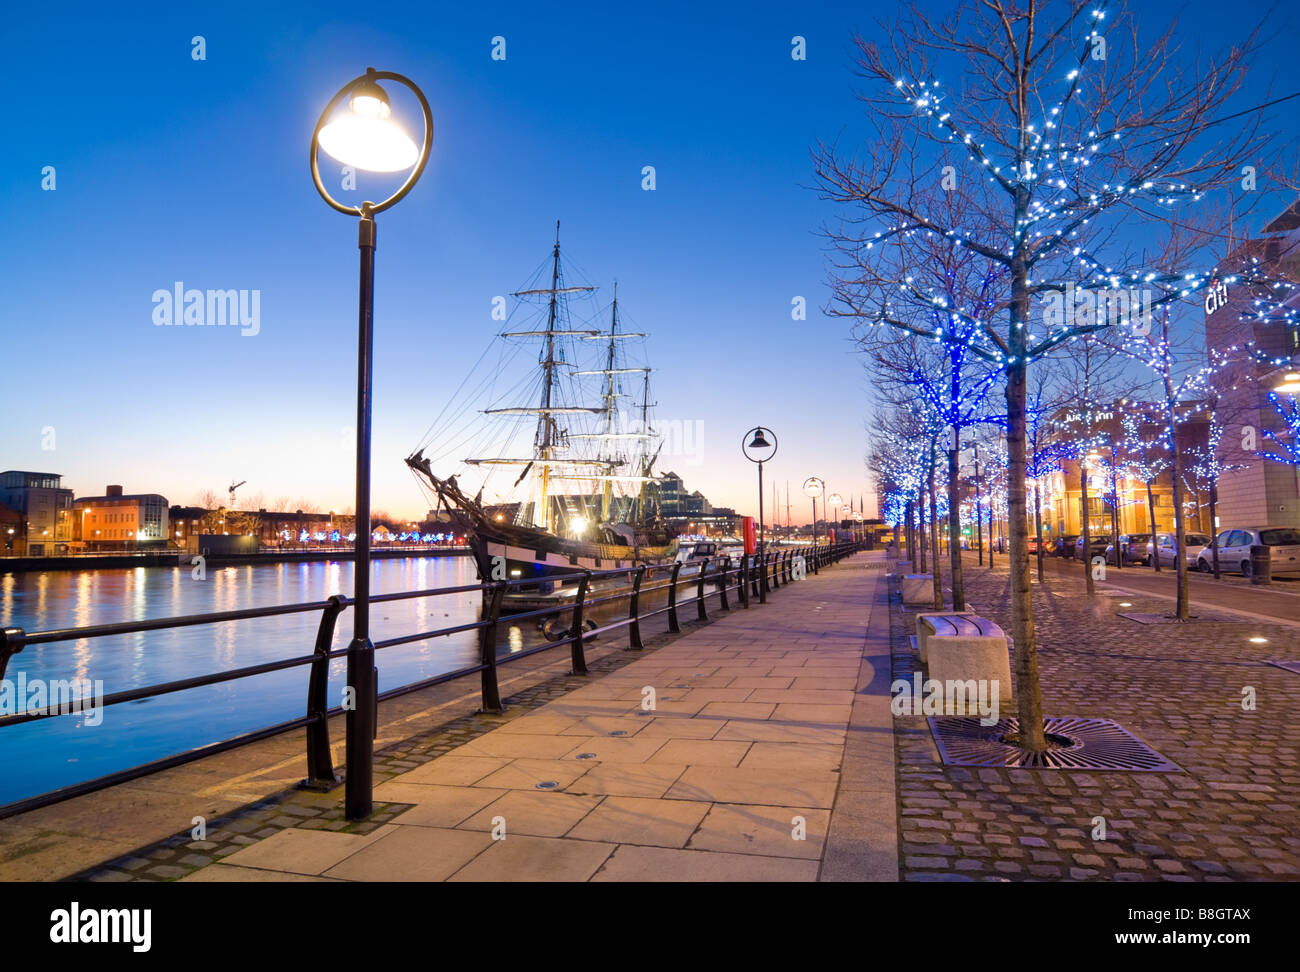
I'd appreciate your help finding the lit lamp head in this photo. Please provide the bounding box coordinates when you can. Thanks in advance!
[803,477,823,499]
[311,68,433,218]
[828,492,843,508]
[318,72,419,172]
[1274,372,1300,395]
[742,427,778,464]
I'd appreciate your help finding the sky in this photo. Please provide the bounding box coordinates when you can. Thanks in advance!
[2,0,1297,523]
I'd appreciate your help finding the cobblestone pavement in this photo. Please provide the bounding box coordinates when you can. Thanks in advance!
[892,560,1300,882]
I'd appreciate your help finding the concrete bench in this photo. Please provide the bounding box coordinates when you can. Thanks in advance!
[901,573,934,606]
[917,613,1013,705]
[891,559,913,579]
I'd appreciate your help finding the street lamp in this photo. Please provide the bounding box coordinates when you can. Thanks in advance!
[311,67,433,820]
[742,428,778,604]
[1274,372,1300,394]
[803,477,824,548]
[827,492,842,539]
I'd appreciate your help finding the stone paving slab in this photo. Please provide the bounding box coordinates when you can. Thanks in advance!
[72,552,888,882]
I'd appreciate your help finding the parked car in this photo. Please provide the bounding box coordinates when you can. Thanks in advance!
[1147,532,1212,569]
[1105,534,1152,566]
[1027,535,1041,555]
[1196,527,1300,577]
[1074,534,1112,562]
[1053,534,1079,558]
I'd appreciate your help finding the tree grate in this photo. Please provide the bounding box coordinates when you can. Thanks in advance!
[928,716,1182,772]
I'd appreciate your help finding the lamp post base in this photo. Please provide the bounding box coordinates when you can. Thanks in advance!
[344,636,377,819]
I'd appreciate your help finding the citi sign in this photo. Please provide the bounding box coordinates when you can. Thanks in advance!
[1204,279,1230,317]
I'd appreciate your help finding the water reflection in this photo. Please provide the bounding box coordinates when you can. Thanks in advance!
[0,555,481,806]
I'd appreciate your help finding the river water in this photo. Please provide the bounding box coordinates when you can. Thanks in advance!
[0,555,548,807]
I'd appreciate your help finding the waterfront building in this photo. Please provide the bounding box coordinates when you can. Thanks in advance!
[74,485,170,549]
[1205,197,1300,529]
[0,471,75,556]
[1037,403,1211,540]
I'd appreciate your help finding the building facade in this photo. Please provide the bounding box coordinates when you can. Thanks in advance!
[75,485,170,548]
[1038,405,1212,541]
[0,471,75,556]
[1205,198,1300,530]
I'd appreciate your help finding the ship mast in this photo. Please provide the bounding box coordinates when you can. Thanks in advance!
[599,285,620,521]
[536,222,562,532]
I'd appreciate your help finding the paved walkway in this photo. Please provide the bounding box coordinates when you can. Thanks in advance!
[158,553,896,881]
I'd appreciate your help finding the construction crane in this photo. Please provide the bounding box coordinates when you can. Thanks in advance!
[228,480,247,509]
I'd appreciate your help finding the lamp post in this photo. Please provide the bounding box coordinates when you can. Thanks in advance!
[742,428,778,604]
[827,492,842,544]
[311,67,433,820]
[803,477,824,549]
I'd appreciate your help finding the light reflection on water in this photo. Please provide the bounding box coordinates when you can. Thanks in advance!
[0,556,496,806]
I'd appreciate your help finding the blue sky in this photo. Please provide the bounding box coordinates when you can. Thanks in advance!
[2,0,1296,521]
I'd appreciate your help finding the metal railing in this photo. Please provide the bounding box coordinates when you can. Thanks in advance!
[0,540,863,819]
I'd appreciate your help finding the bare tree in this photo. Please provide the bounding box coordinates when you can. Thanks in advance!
[815,0,1281,750]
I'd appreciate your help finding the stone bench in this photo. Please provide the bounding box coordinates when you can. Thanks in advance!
[917,613,1013,704]
[901,573,934,606]
[891,559,913,579]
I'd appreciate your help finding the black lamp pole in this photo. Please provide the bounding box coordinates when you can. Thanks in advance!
[743,428,777,605]
[311,68,433,821]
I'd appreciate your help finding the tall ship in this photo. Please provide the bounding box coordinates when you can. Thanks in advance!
[405,223,681,596]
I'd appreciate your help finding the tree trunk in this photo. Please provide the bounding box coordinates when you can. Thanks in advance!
[1006,352,1045,751]
[1163,380,1189,619]
[1034,478,1045,584]
[904,499,914,564]
[987,494,995,570]
[929,443,943,610]
[948,436,966,610]
[1110,463,1121,571]
[1209,481,1221,580]
[917,487,927,573]
[1080,458,1095,595]
[1147,481,1159,571]
[975,468,984,566]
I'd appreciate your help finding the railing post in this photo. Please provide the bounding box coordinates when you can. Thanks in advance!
[718,556,731,611]
[771,549,780,590]
[302,596,344,791]
[751,554,761,599]
[739,555,750,608]
[783,550,792,584]
[667,562,682,634]
[696,557,710,621]
[0,627,26,684]
[760,552,769,603]
[569,571,592,675]
[479,582,508,711]
[812,543,819,574]
[628,565,646,650]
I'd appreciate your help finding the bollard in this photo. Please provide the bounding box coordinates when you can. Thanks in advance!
[303,596,345,790]
[479,583,508,708]
[569,572,592,674]
[629,565,646,649]
[667,562,683,633]
[1249,544,1272,584]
